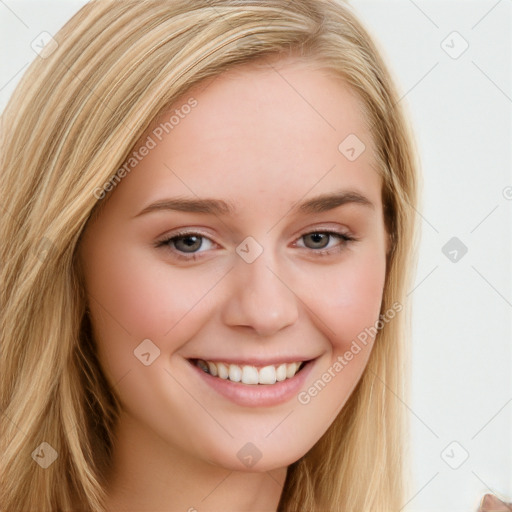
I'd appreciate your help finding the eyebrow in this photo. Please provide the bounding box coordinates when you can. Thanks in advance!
[134,190,374,218]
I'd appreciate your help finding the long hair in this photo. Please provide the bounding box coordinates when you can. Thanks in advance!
[0,1,420,510]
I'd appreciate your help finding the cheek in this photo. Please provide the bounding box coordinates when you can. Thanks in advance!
[81,241,224,380]
[293,248,386,419]
[300,247,386,351]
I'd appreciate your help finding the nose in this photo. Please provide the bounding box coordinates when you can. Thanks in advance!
[221,250,299,337]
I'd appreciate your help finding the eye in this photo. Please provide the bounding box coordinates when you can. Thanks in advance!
[155,231,216,260]
[295,230,356,255]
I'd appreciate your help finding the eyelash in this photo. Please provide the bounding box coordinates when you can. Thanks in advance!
[154,229,357,261]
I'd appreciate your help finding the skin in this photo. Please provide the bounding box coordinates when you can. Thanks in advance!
[78,55,389,512]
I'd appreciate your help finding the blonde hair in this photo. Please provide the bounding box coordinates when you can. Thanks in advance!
[0,1,420,510]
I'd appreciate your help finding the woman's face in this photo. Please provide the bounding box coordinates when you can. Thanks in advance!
[79,56,388,472]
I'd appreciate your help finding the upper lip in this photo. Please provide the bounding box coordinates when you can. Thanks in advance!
[188,356,317,367]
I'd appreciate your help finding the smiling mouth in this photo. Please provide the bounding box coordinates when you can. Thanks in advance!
[189,358,309,385]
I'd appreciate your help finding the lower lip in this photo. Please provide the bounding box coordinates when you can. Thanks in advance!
[188,359,315,407]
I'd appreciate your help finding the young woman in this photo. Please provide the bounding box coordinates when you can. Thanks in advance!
[1,1,421,510]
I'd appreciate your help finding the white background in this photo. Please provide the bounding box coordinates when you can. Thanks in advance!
[1,1,510,511]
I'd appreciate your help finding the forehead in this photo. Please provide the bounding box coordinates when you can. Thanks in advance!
[108,56,380,217]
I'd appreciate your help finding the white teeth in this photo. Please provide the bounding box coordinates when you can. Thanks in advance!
[194,359,305,385]
[259,365,276,385]
[217,362,229,379]
[276,363,287,382]
[286,362,298,379]
[242,365,259,385]
[207,361,218,377]
[228,364,242,382]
